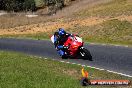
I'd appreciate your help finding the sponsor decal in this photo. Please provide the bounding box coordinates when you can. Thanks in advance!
[90,80,130,85]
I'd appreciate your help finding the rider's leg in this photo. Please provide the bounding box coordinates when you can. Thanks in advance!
[57,45,68,58]
[57,45,64,49]
[57,49,65,56]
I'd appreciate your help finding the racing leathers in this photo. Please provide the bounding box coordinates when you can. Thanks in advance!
[54,32,71,56]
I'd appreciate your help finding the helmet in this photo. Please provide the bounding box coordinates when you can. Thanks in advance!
[58,28,66,36]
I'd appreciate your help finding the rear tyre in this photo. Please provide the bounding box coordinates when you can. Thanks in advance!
[80,48,93,61]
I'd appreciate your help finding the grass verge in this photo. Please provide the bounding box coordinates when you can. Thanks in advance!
[0,51,132,88]
[0,0,132,46]
[1,18,132,46]
[74,0,132,17]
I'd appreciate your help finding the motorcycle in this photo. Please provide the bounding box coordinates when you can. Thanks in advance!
[51,35,92,61]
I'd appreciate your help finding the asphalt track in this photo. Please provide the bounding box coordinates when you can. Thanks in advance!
[0,38,132,77]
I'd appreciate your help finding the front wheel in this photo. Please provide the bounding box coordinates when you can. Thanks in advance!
[61,54,68,59]
[80,47,93,61]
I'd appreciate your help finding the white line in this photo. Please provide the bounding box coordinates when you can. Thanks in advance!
[60,60,132,78]
[66,62,70,63]
[60,61,65,63]
[82,65,85,67]
[90,43,95,45]
[107,70,132,78]
[89,43,131,48]
[38,56,132,78]
[72,63,76,64]
[77,64,81,66]
[125,46,129,47]
[86,66,132,77]
[114,45,120,46]
[34,56,38,58]
[102,44,106,46]
[98,68,105,71]
[89,66,132,77]
[87,66,105,70]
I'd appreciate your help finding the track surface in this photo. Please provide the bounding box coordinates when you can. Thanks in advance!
[0,38,132,76]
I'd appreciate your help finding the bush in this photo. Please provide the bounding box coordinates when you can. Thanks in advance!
[34,0,45,7]
[0,0,4,10]
[23,0,36,11]
[2,0,14,11]
[1,0,76,12]
[1,0,36,12]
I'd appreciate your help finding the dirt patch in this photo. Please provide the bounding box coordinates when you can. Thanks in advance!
[0,0,113,29]
[0,15,132,35]
[0,0,131,36]
[0,17,105,35]
[55,0,113,17]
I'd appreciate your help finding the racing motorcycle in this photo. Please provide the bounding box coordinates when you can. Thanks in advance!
[51,35,92,61]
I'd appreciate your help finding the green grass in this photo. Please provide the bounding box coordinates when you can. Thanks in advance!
[0,51,132,88]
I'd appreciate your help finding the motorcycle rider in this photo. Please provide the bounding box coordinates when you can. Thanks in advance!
[53,28,72,58]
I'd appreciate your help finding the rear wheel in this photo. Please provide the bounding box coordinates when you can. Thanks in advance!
[80,47,93,61]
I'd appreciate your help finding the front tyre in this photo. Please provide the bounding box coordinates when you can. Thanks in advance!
[80,47,93,61]
[61,55,68,59]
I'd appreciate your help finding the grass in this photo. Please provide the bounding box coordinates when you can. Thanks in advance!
[69,19,132,45]
[0,0,77,29]
[0,14,51,29]
[1,19,132,46]
[0,0,132,46]
[75,0,132,17]
[0,51,132,88]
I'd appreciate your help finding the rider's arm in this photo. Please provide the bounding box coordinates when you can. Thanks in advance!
[66,33,79,37]
[54,32,59,48]
[54,40,58,48]
[66,33,72,37]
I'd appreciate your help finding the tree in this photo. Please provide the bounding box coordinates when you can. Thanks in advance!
[23,0,36,11]
[0,0,4,10]
[0,0,36,12]
[45,0,65,15]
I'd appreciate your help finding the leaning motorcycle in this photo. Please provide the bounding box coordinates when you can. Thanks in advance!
[51,35,92,61]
